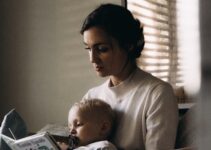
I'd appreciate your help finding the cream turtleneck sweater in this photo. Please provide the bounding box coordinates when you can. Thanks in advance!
[83,68,178,150]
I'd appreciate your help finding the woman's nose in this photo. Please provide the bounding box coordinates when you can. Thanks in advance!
[89,50,98,63]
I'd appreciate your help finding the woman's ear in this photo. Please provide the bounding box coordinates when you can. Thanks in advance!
[129,45,134,52]
[123,44,134,52]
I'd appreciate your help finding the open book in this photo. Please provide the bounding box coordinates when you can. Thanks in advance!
[1,132,60,150]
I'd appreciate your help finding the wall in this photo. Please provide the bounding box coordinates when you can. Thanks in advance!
[198,0,211,149]
[0,0,121,132]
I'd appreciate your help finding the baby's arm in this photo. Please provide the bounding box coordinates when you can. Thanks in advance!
[57,142,69,150]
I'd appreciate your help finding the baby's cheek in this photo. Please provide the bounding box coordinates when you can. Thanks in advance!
[77,128,85,137]
[77,129,90,144]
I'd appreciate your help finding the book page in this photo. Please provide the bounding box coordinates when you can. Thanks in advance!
[2,132,60,150]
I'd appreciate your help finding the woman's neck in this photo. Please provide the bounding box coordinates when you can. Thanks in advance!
[109,63,137,87]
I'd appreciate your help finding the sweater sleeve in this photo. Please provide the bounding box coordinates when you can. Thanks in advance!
[145,83,179,150]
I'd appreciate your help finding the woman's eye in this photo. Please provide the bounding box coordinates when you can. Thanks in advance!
[84,44,109,53]
[97,46,109,53]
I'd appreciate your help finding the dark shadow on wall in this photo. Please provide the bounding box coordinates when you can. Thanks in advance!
[0,0,30,122]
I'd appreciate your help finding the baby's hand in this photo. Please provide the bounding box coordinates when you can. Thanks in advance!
[57,142,69,150]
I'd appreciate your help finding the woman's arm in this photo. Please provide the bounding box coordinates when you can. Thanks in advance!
[145,84,179,150]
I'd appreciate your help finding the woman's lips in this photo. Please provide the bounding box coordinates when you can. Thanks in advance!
[95,65,103,71]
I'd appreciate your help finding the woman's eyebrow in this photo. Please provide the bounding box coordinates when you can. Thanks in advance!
[92,43,110,48]
[83,42,111,50]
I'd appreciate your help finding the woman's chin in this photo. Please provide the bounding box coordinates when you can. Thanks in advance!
[96,72,108,77]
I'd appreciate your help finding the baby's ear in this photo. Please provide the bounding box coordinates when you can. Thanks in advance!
[100,120,111,137]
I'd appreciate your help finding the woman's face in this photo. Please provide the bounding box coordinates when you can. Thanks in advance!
[83,27,128,78]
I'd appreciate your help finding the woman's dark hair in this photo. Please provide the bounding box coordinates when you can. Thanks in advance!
[80,3,145,60]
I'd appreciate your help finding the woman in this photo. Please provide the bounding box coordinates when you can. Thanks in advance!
[81,4,178,150]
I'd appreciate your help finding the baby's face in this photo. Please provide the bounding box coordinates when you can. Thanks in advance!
[68,106,102,146]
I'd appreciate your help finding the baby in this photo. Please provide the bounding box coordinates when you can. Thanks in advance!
[60,99,117,150]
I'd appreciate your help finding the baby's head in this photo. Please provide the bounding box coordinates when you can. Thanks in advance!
[68,99,115,147]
